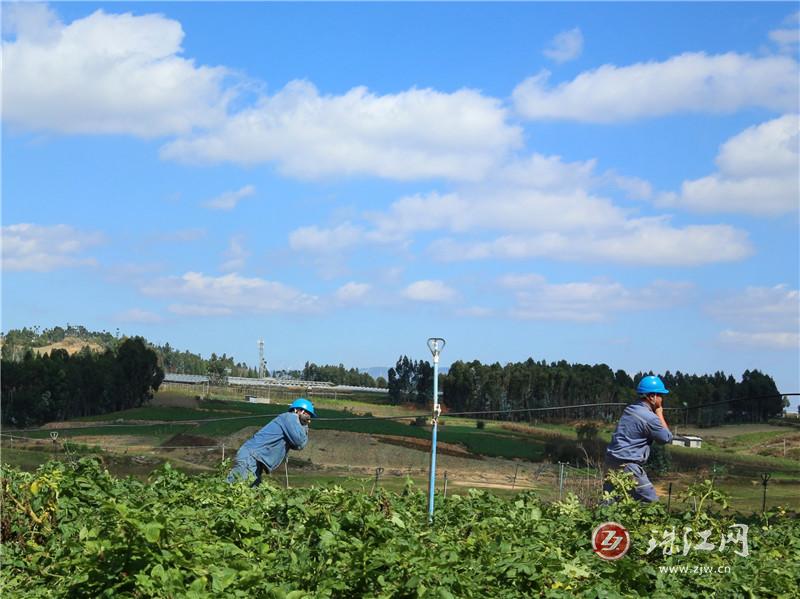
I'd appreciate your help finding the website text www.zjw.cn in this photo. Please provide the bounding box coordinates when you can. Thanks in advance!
[658,564,732,576]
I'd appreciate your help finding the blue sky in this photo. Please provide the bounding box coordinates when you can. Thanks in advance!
[2,2,799,406]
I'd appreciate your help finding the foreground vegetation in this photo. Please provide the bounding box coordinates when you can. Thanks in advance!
[1,459,798,598]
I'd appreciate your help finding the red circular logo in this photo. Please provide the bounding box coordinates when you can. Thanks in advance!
[592,522,630,560]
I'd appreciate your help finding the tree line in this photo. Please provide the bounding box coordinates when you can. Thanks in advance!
[388,356,785,425]
[301,362,384,388]
[1,338,164,427]
[1,327,258,379]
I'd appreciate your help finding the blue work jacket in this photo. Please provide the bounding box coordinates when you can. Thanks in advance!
[235,412,308,473]
[605,401,672,465]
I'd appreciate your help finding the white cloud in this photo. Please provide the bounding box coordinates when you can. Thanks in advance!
[658,115,799,215]
[220,235,249,272]
[710,285,799,351]
[115,308,163,324]
[2,3,61,42]
[289,147,752,266]
[513,52,798,122]
[718,330,799,350]
[142,272,319,315]
[2,5,231,137]
[369,187,627,243]
[600,172,654,201]
[769,11,800,54]
[402,280,458,303]
[495,153,597,191]
[505,277,691,322]
[204,185,256,211]
[708,285,799,329]
[1,223,104,271]
[543,27,583,64]
[161,80,521,181]
[430,219,752,266]
[289,222,367,253]
[334,282,372,304]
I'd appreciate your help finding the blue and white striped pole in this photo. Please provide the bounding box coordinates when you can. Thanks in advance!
[427,337,445,521]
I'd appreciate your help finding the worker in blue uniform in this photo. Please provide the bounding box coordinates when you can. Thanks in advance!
[604,376,673,502]
[227,398,315,486]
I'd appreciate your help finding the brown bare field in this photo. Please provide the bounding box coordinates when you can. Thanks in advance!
[33,339,106,356]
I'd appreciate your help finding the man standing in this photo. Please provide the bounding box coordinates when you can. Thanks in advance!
[604,376,673,502]
[227,398,315,486]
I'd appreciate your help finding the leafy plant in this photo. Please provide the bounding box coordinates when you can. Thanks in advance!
[1,458,797,598]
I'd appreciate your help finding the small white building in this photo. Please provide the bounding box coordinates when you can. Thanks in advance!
[246,395,271,404]
[671,434,702,449]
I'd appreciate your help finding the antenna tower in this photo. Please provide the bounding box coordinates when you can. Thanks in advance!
[258,338,266,378]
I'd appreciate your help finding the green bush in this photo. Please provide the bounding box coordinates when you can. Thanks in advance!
[2,459,798,598]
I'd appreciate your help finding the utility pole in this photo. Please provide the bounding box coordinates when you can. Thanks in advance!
[427,337,445,522]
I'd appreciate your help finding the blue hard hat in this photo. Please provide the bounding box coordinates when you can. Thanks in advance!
[289,397,316,417]
[636,375,669,395]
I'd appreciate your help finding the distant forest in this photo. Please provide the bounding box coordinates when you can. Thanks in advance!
[388,356,785,426]
[0,326,788,426]
[1,326,258,379]
[0,326,385,387]
[1,337,164,426]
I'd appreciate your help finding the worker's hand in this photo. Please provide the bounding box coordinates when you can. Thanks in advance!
[298,411,312,426]
[655,406,664,417]
[653,395,663,410]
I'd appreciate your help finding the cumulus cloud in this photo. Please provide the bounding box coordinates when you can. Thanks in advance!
[142,271,319,315]
[368,187,627,244]
[501,275,692,322]
[288,146,752,267]
[543,27,583,63]
[161,80,521,181]
[493,153,598,191]
[513,52,798,122]
[334,282,372,304]
[707,285,799,350]
[289,222,367,253]
[429,219,752,266]
[1,223,104,271]
[2,5,231,137]
[718,330,798,350]
[220,235,249,272]
[203,185,256,211]
[769,11,800,54]
[658,115,799,215]
[402,280,458,303]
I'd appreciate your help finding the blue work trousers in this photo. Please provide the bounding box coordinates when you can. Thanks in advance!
[603,462,659,503]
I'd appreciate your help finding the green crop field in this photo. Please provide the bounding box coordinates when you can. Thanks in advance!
[2,459,798,598]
